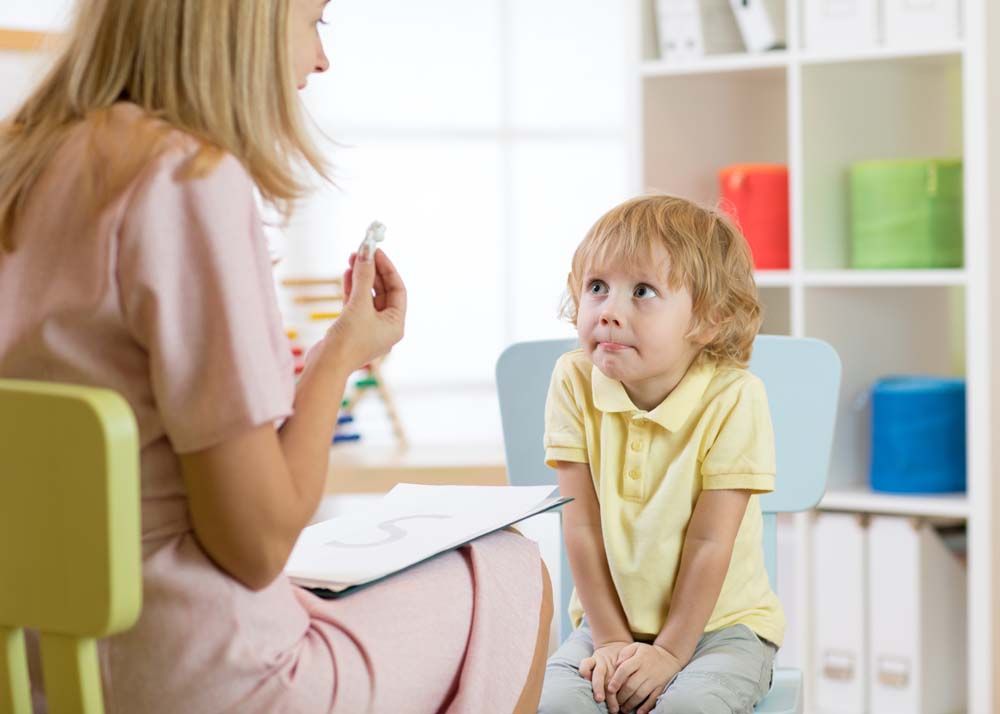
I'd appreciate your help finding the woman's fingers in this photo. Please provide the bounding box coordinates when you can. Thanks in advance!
[345,251,384,308]
[343,253,356,300]
[372,248,407,316]
[372,267,387,311]
[579,656,595,681]
[346,250,376,307]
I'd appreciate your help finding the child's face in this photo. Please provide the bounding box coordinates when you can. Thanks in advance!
[577,243,703,397]
[288,0,331,91]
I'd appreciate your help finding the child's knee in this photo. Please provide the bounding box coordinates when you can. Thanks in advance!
[545,625,597,673]
[543,650,583,678]
[655,683,749,714]
[538,678,607,714]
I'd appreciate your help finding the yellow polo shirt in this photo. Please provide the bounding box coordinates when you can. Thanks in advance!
[544,349,785,645]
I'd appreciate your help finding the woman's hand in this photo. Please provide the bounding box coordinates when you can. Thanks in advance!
[322,248,406,371]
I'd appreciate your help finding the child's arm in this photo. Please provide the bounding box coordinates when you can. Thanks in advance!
[653,488,751,659]
[605,488,751,713]
[557,460,634,707]
[556,461,633,645]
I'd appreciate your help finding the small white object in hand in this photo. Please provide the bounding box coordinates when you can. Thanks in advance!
[360,221,386,260]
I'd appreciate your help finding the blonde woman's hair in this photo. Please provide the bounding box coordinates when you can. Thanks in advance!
[560,194,762,368]
[0,0,327,252]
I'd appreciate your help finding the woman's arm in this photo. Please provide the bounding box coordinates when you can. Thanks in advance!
[180,339,352,590]
[556,461,633,646]
[651,488,751,664]
[181,250,406,591]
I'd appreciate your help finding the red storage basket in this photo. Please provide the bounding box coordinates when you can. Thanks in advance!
[718,164,790,270]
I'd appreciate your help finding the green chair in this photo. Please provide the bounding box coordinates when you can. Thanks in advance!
[496,335,841,714]
[0,381,142,714]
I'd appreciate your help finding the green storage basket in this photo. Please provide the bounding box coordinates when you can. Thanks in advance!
[850,158,963,269]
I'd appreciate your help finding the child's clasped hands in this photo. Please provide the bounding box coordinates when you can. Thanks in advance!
[581,640,683,714]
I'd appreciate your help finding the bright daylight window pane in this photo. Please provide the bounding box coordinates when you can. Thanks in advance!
[0,0,73,31]
[302,0,503,130]
[509,139,630,343]
[278,139,504,387]
[0,53,52,111]
[0,3,63,116]
[282,0,629,401]
[509,0,627,130]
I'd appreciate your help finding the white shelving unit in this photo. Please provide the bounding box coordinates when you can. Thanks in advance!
[818,485,970,520]
[628,2,1000,711]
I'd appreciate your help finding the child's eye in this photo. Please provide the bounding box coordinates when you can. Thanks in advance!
[634,284,658,299]
[587,280,608,295]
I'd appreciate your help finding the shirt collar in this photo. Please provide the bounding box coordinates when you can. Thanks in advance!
[591,360,716,432]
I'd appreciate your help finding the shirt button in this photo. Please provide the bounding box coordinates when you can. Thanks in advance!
[628,469,641,480]
[631,441,642,451]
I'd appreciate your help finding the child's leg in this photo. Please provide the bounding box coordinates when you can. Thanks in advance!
[652,625,776,714]
[537,621,609,714]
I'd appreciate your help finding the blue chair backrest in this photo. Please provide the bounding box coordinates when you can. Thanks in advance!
[496,335,841,640]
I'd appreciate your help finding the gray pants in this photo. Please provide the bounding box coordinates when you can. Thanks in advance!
[538,622,776,714]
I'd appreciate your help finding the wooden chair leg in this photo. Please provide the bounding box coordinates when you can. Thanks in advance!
[39,634,104,714]
[0,626,32,714]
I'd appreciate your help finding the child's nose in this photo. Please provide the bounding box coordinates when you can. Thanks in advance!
[599,312,622,328]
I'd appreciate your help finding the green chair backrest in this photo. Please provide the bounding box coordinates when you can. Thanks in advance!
[0,380,142,714]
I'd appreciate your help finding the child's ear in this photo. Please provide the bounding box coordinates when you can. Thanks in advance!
[688,316,720,347]
[696,327,720,347]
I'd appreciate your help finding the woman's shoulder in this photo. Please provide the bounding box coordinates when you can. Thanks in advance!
[103,106,266,266]
[84,103,253,203]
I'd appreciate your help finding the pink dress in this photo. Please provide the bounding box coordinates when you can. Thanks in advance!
[0,104,542,714]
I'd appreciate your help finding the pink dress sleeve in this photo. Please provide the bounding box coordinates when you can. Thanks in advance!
[116,150,294,453]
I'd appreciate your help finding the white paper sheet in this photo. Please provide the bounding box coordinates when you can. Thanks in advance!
[285,483,562,591]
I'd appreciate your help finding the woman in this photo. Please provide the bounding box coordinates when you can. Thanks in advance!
[0,0,551,711]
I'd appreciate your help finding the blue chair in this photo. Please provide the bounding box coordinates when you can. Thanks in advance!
[496,335,841,714]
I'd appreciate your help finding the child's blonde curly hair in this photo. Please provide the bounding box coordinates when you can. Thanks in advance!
[560,194,763,368]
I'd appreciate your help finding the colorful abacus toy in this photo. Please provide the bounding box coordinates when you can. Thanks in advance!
[280,274,407,449]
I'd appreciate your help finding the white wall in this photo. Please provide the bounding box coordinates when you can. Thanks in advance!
[0,0,74,32]
[0,51,51,119]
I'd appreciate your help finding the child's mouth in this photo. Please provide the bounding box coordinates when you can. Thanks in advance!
[598,341,632,352]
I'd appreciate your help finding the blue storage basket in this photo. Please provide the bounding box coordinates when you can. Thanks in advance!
[870,376,966,494]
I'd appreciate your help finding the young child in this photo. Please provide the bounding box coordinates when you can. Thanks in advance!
[538,194,783,714]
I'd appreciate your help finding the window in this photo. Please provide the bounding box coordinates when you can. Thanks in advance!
[0,0,73,32]
[278,0,629,400]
